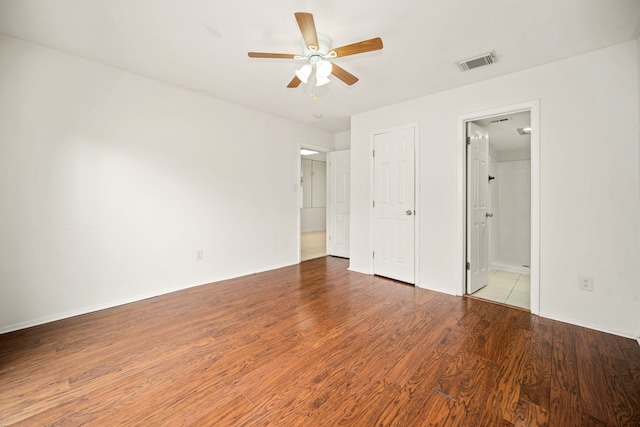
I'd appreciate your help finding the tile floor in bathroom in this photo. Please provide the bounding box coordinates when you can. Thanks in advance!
[471,269,530,310]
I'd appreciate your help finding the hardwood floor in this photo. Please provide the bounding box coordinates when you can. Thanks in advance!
[1,257,639,426]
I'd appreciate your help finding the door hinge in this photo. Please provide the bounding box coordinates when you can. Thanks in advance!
[372,149,375,157]
[373,251,375,259]
[372,200,375,208]
[466,136,471,145]
[466,262,470,271]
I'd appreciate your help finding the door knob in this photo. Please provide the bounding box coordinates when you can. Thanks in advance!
[406,210,413,216]
[486,212,494,218]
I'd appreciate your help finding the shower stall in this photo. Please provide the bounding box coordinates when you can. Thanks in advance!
[488,146,531,274]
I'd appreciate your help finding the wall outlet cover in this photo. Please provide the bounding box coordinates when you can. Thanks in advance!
[579,275,593,291]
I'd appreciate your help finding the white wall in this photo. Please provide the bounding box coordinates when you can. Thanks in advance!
[0,35,334,332]
[334,131,351,150]
[300,209,326,232]
[351,40,640,338]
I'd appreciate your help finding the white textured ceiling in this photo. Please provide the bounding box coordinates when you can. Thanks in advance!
[1,0,639,133]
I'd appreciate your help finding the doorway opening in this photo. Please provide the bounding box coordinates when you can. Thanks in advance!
[300,148,327,261]
[460,101,539,313]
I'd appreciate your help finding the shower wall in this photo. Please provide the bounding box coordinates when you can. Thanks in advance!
[489,151,500,266]
[489,156,531,272]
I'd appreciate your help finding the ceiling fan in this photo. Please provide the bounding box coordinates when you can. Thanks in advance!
[248,12,383,89]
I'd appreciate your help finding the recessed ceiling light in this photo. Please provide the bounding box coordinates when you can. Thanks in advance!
[300,149,319,155]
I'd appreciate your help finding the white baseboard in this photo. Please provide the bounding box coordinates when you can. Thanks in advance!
[0,284,199,335]
[491,261,530,274]
[415,281,457,296]
[538,310,639,340]
[347,266,370,275]
[0,261,297,335]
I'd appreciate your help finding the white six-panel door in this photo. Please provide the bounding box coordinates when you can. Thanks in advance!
[373,127,415,284]
[467,122,490,293]
[327,150,350,258]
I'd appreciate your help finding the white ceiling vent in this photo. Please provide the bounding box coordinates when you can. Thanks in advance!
[458,52,496,71]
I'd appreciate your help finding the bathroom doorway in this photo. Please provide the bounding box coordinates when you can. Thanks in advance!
[466,110,533,310]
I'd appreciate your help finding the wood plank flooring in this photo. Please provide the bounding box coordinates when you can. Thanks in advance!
[1,256,639,426]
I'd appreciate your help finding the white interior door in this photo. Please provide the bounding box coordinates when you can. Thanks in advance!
[467,122,490,293]
[327,150,350,258]
[373,127,415,284]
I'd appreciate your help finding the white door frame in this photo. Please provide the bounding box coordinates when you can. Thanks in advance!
[457,100,540,314]
[369,123,420,285]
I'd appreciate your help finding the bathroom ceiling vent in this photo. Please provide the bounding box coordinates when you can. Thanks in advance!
[458,52,496,71]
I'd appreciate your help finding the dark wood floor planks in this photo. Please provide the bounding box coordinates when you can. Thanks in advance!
[1,256,639,426]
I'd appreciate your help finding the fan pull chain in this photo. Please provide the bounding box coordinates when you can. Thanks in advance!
[311,74,318,101]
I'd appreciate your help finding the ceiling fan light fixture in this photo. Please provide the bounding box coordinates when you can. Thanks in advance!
[316,75,331,87]
[295,64,312,83]
[315,59,333,78]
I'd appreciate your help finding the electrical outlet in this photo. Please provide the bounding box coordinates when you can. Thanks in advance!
[579,275,593,291]
[196,249,203,261]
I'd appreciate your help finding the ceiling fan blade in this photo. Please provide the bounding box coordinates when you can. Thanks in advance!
[294,12,319,49]
[248,52,297,59]
[287,75,302,88]
[331,63,359,85]
[332,37,383,57]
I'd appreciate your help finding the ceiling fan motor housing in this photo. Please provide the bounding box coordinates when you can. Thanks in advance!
[301,33,333,62]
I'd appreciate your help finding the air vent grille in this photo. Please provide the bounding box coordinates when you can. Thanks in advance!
[458,52,496,71]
